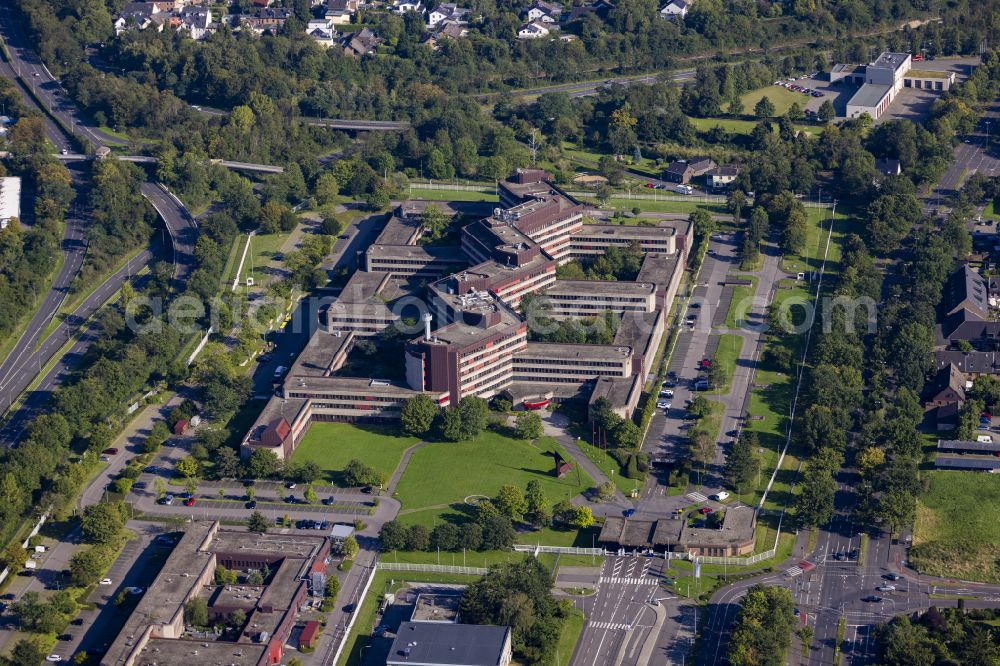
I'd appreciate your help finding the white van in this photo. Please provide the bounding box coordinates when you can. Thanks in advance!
[673,184,693,195]
[978,434,994,443]
[711,491,730,501]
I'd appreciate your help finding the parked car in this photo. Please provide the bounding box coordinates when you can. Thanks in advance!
[285,495,299,504]
[286,482,297,489]
[246,500,257,509]
[132,482,147,490]
[46,656,62,663]
[184,498,196,507]
[656,401,670,409]
[711,491,730,501]
[101,448,119,456]
[99,578,112,586]
[699,507,713,514]
[623,508,635,518]
[159,495,173,506]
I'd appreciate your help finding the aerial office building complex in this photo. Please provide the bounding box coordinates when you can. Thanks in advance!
[243,171,687,460]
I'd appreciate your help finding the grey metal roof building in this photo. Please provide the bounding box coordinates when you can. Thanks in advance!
[387,622,513,665]
[934,455,1000,471]
[937,440,1000,454]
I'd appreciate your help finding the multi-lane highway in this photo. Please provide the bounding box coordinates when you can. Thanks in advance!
[0,7,125,150]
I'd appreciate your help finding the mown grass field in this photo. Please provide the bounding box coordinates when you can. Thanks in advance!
[709,333,744,394]
[911,472,1000,583]
[393,431,594,527]
[725,276,758,329]
[290,423,419,486]
[735,85,811,116]
[686,115,818,137]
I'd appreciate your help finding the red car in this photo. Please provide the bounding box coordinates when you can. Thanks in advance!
[699,359,711,368]
[102,448,119,456]
[184,498,196,507]
[699,507,713,514]
[645,182,655,188]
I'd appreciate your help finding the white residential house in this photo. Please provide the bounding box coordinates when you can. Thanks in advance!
[307,17,340,45]
[324,0,358,24]
[517,21,549,38]
[705,165,740,190]
[428,3,469,27]
[392,0,424,14]
[660,0,690,18]
[524,1,561,23]
[179,5,214,39]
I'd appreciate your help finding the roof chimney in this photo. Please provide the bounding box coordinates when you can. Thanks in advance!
[423,313,433,341]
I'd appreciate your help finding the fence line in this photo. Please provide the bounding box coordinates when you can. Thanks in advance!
[376,562,488,575]
[324,560,377,666]
[514,545,606,555]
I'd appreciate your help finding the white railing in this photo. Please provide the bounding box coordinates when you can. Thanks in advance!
[376,562,488,575]
[514,544,606,555]
[324,560,377,666]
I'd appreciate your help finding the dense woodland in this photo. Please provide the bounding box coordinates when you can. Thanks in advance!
[727,585,797,666]
[875,607,1000,666]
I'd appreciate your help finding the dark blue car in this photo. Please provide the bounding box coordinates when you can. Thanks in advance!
[623,508,635,518]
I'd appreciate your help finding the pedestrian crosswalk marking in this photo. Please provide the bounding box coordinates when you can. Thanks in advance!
[588,621,632,630]
[686,491,708,502]
[785,566,803,577]
[600,576,660,586]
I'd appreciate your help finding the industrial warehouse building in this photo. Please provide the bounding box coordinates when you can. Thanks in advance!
[831,52,956,121]
[242,171,688,460]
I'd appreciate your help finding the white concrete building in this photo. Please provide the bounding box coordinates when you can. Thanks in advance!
[0,177,20,230]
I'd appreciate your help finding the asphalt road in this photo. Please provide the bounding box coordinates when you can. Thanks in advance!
[0,6,125,150]
[140,182,198,284]
[570,556,671,666]
[0,245,156,445]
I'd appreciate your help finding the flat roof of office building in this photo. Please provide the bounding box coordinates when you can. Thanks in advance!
[289,329,354,377]
[374,213,425,246]
[421,302,523,349]
[284,374,422,397]
[411,593,462,622]
[848,83,892,108]
[367,243,466,261]
[614,310,662,358]
[872,51,910,71]
[546,280,655,296]
[387,622,511,666]
[518,342,631,361]
[636,252,681,286]
[575,224,677,239]
[136,638,267,665]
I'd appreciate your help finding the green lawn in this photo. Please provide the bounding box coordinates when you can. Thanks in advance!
[578,197,727,216]
[735,86,810,116]
[393,431,594,527]
[709,334,743,394]
[686,115,818,137]
[244,231,291,286]
[556,609,586,666]
[911,472,1000,583]
[782,207,848,276]
[574,436,642,496]
[725,277,758,329]
[407,188,499,203]
[290,423,419,486]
